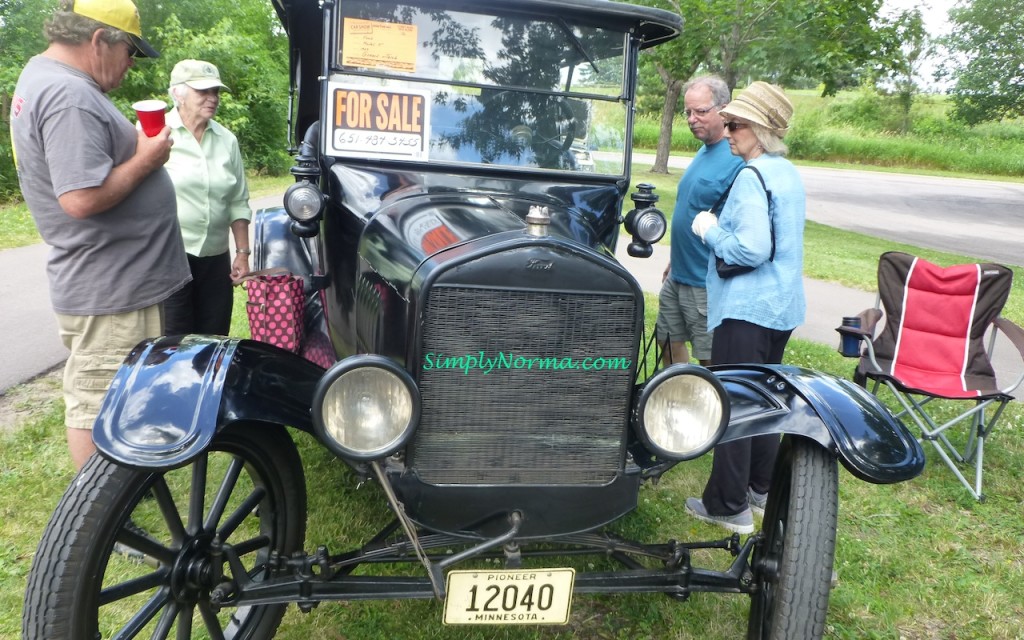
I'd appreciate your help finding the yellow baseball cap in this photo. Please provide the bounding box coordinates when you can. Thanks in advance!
[72,0,160,58]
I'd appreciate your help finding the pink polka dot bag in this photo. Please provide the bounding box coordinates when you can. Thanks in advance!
[243,270,305,353]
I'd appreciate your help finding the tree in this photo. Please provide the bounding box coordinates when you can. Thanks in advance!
[636,0,887,173]
[941,0,1024,125]
[130,0,291,173]
[0,0,290,203]
[759,0,883,95]
[0,0,50,199]
[871,8,931,134]
[638,0,727,173]
[129,2,292,174]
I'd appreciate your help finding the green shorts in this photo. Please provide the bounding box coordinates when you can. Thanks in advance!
[57,305,163,430]
[656,278,712,361]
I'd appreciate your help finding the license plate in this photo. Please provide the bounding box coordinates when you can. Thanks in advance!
[443,568,575,625]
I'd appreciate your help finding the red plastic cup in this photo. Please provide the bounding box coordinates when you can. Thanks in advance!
[132,100,167,137]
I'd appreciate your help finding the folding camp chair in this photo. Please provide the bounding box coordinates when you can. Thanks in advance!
[837,251,1024,500]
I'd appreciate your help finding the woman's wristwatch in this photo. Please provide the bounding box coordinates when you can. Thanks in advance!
[236,248,252,255]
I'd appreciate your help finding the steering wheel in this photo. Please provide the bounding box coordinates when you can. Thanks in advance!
[531,96,577,154]
[481,92,576,151]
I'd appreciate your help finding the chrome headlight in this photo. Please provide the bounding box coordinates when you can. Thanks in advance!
[635,365,729,460]
[284,180,326,222]
[631,208,666,243]
[312,356,420,460]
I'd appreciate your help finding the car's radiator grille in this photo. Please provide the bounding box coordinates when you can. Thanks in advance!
[408,286,637,485]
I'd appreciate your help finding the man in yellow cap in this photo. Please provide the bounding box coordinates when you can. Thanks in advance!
[9,0,190,471]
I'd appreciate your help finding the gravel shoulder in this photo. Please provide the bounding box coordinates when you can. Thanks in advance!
[0,366,62,435]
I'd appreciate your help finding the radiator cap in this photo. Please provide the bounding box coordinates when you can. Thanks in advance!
[526,205,550,236]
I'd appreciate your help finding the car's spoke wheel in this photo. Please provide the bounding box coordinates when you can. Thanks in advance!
[747,436,838,640]
[23,423,306,640]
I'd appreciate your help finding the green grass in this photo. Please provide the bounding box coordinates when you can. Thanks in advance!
[0,200,37,250]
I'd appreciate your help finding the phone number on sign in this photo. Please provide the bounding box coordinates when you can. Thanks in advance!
[333,130,422,149]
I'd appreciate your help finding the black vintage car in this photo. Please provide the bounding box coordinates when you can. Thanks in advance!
[23,1,925,638]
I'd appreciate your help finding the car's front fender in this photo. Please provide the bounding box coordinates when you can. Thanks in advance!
[712,364,925,484]
[93,335,324,469]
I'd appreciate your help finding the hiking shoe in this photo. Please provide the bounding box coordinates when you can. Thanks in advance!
[115,519,160,568]
[123,518,153,542]
[748,488,768,518]
[685,497,754,534]
[113,542,147,564]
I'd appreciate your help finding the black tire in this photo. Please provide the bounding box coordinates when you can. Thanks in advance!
[747,436,838,640]
[23,423,306,640]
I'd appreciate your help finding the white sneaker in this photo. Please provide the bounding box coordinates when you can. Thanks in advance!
[685,497,754,534]
[748,488,768,518]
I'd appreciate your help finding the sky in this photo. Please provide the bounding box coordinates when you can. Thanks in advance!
[881,0,956,36]
[880,0,959,89]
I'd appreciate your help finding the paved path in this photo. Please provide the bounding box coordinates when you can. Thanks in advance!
[0,243,67,392]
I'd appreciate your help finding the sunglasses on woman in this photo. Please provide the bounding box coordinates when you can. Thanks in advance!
[724,121,749,132]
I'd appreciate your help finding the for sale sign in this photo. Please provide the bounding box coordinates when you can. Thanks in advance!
[325,83,431,160]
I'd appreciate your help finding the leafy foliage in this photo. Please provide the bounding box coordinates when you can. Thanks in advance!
[0,0,51,200]
[870,8,933,134]
[0,0,290,202]
[634,0,888,172]
[138,11,292,174]
[942,0,1024,124]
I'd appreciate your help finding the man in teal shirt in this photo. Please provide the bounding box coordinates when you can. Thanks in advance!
[657,76,744,366]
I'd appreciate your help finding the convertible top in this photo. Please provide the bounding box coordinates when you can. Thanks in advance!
[272,0,682,49]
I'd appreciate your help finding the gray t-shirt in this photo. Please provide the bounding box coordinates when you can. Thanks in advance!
[11,55,190,315]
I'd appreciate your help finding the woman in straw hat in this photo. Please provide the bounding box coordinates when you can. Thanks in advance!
[685,81,807,534]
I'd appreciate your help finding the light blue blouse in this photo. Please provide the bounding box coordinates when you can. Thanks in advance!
[702,154,806,332]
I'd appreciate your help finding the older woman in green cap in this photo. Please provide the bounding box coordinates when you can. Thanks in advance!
[686,81,807,534]
[163,59,253,336]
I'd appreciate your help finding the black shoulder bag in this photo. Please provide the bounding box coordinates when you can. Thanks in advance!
[711,166,775,279]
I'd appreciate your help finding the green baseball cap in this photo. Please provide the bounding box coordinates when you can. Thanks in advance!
[72,0,159,58]
[170,60,230,91]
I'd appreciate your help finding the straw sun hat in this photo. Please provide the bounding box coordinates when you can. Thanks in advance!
[720,81,793,136]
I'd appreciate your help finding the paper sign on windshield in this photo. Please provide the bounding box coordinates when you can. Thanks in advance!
[342,18,417,73]
[325,83,431,160]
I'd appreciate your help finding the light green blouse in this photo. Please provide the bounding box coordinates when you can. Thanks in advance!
[165,108,251,257]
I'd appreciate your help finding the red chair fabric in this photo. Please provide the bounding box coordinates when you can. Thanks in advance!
[861,252,1012,398]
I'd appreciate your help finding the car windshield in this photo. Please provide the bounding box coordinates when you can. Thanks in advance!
[327,1,630,175]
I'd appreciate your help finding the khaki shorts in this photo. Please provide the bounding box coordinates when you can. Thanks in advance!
[656,278,713,360]
[57,305,163,430]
